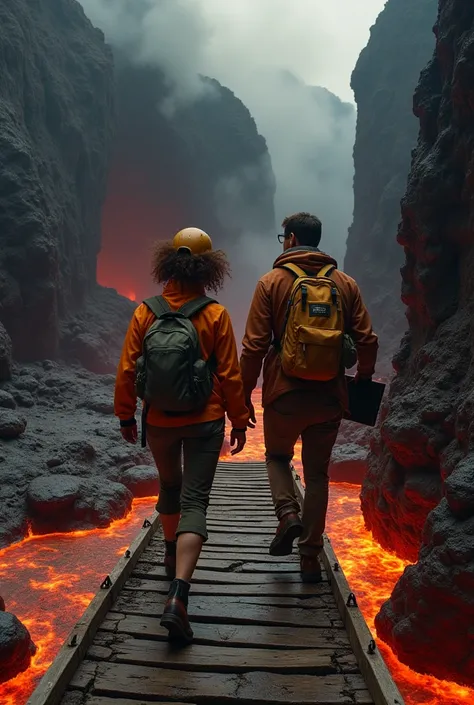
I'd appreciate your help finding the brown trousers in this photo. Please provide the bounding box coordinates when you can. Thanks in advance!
[264,390,341,556]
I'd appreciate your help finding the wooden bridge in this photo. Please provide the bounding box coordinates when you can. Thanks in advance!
[28,462,405,705]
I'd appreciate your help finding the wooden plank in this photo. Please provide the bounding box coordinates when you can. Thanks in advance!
[100,613,351,649]
[112,591,342,628]
[27,511,161,705]
[195,552,298,563]
[63,697,192,705]
[212,475,270,484]
[87,636,357,674]
[147,548,297,564]
[207,511,277,519]
[139,555,300,572]
[150,539,276,554]
[201,544,278,555]
[211,483,271,490]
[207,531,272,545]
[203,525,276,535]
[149,532,271,547]
[127,577,329,597]
[120,590,329,611]
[210,487,272,494]
[70,661,374,704]
[133,563,307,584]
[209,500,273,507]
[292,468,405,705]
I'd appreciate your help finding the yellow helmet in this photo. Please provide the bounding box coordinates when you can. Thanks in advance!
[172,227,212,255]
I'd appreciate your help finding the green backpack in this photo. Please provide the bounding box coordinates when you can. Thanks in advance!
[135,295,217,414]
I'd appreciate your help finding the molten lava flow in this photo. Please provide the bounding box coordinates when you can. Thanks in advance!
[223,393,473,705]
[1,391,473,705]
[0,497,157,705]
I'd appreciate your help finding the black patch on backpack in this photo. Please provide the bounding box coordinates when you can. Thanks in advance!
[309,303,331,318]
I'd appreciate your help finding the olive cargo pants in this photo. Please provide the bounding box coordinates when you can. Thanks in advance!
[147,418,225,541]
[264,390,341,556]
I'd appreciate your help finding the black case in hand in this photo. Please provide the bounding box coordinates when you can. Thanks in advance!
[344,375,386,427]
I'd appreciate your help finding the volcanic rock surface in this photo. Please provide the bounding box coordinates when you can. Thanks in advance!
[367,0,474,685]
[0,610,36,683]
[97,56,276,318]
[0,0,116,362]
[0,323,12,382]
[344,0,437,371]
[0,361,154,548]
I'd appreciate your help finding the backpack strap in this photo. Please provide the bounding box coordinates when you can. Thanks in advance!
[280,262,336,279]
[143,296,170,319]
[317,264,336,278]
[279,263,308,279]
[178,296,217,319]
[178,296,219,373]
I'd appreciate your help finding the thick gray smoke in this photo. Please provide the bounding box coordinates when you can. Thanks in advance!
[80,0,381,274]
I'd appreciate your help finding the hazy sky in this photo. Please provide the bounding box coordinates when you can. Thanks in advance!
[81,0,392,300]
[193,0,388,103]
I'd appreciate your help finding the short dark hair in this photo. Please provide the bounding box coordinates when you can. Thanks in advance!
[282,212,322,247]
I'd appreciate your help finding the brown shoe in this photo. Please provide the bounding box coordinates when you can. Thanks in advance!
[300,555,322,583]
[160,579,193,644]
[164,540,176,579]
[269,513,303,556]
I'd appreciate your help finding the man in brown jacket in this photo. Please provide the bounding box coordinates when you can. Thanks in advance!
[240,212,378,582]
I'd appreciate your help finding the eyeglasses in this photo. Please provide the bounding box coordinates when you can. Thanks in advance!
[277,233,290,243]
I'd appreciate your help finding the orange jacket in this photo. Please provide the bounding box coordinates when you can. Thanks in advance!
[240,247,379,409]
[115,281,249,429]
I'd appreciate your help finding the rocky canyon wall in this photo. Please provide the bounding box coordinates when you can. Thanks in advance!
[97,57,276,324]
[0,0,115,362]
[363,0,474,685]
[344,0,437,370]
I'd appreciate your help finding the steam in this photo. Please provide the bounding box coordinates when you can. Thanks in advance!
[81,0,385,315]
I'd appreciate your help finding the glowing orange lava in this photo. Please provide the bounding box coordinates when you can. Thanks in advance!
[223,390,473,705]
[1,391,472,705]
[0,497,157,705]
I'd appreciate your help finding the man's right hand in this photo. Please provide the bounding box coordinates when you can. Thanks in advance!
[246,400,257,429]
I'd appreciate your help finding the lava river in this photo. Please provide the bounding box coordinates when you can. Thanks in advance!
[0,394,472,705]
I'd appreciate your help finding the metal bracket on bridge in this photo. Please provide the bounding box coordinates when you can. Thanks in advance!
[124,549,131,558]
[346,592,357,607]
[367,639,376,655]
[142,519,152,528]
[69,634,78,647]
[100,575,113,589]
[333,562,339,572]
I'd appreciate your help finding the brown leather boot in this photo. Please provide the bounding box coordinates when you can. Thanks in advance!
[269,513,303,556]
[160,578,193,644]
[164,540,176,579]
[300,555,322,583]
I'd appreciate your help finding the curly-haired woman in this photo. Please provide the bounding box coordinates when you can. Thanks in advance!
[115,228,249,643]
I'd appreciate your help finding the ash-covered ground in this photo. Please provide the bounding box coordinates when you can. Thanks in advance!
[0,360,159,550]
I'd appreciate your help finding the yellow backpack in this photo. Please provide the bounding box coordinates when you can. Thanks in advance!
[278,263,344,382]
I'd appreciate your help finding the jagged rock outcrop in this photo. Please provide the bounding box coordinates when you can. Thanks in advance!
[0,323,12,381]
[344,0,437,370]
[0,362,154,548]
[367,0,474,685]
[0,610,36,683]
[0,0,114,362]
[60,285,136,374]
[97,58,276,306]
